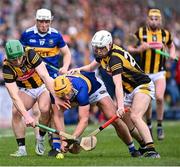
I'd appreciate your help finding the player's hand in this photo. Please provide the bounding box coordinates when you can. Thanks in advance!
[116,107,125,118]
[60,140,69,153]
[54,97,71,110]
[59,66,68,74]
[139,42,151,52]
[68,68,81,75]
[23,113,35,127]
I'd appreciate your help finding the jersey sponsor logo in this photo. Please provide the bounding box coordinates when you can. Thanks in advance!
[29,39,36,43]
[17,69,35,81]
[39,39,45,45]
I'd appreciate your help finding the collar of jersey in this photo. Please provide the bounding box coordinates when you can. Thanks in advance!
[34,25,52,36]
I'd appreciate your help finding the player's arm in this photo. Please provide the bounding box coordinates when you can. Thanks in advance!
[69,60,100,74]
[5,82,35,126]
[29,50,66,109]
[128,42,151,53]
[36,63,70,109]
[109,56,125,117]
[72,105,90,138]
[112,74,125,117]
[35,62,56,97]
[72,84,90,138]
[79,60,100,72]
[168,42,176,60]
[127,31,151,53]
[59,45,71,74]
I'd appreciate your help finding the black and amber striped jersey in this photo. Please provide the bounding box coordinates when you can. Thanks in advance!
[134,26,172,73]
[95,44,151,93]
[3,49,44,88]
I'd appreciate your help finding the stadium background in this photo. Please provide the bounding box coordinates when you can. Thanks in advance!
[0,0,180,128]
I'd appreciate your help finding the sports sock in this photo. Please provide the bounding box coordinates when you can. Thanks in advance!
[130,127,145,147]
[38,130,46,140]
[145,142,155,151]
[16,138,25,146]
[52,137,61,150]
[127,142,136,153]
[157,120,162,127]
[147,119,152,128]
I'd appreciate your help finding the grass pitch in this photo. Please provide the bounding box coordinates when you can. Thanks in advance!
[0,121,180,166]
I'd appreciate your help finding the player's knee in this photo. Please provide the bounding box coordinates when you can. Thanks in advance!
[39,104,50,114]
[156,96,164,104]
[130,112,140,124]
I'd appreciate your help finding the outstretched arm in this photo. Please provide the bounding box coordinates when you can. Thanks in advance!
[112,74,125,118]
[5,82,35,126]
[59,45,72,74]
[72,105,90,138]
[68,60,100,74]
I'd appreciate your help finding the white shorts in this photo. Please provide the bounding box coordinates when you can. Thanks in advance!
[19,84,47,99]
[89,80,110,104]
[124,81,155,106]
[148,71,166,82]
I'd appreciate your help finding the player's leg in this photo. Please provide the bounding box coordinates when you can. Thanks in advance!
[130,92,160,158]
[48,104,62,156]
[10,90,35,157]
[35,88,51,156]
[145,104,153,138]
[30,102,41,140]
[97,96,141,157]
[122,111,145,149]
[154,77,166,140]
[47,91,64,157]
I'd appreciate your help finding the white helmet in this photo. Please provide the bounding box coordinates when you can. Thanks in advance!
[36,8,52,20]
[91,30,112,51]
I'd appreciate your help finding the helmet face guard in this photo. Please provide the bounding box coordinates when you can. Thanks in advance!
[5,40,24,60]
[91,30,112,57]
[92,46,109,58]
[54,75,72,98]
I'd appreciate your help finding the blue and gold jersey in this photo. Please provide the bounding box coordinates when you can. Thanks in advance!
[3,49,44,88]
[96,44,151,94]
[20,25,66,78]
[67,71,101,106]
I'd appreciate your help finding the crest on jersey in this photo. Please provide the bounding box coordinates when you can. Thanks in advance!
[152,35,157,41]
[21,66,27,73]
[39,39,45,45]
[49,39,54,45]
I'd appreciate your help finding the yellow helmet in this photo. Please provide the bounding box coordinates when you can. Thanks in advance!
[148,9,161,18]
[54,75,72,98]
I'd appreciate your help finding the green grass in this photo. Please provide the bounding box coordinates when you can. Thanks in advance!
[0,121,180,166]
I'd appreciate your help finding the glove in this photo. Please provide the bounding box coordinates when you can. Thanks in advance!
[116,107,125,118]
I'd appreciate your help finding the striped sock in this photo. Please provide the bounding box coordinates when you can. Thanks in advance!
[128,142,136,153]
[52,137,61,150]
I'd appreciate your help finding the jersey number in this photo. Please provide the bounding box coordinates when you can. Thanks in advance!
[124,51,136,67]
